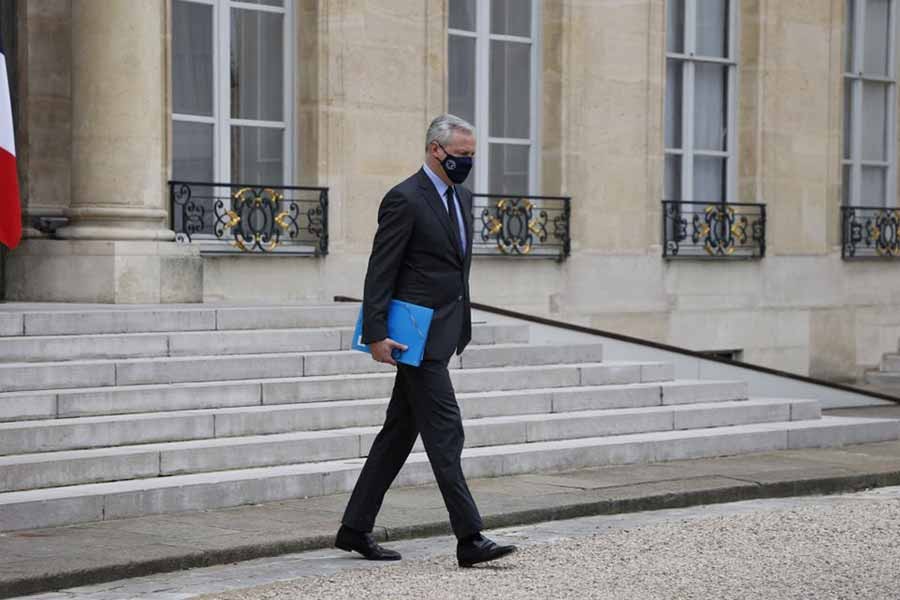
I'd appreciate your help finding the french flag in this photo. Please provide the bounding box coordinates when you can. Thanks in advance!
[0,37,20,250]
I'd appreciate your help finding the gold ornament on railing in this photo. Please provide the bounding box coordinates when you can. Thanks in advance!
[218,188,292,252]
[480,197,548,255]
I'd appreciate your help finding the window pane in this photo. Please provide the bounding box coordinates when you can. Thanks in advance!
[172,1,213,116]
[490,40,531,139]
[231,8,284,121]
[844,81,854,159]
[694,63,728,151]
[695,0,729,58]
[667,0,685,53]
[173,121,214,182]
[241,0,284,6]
[665,154,682,201]
[449,0,476,31]
[489,143,530,194]
[491,0,532,37]
[862,165,886,205]
[862,80,888,161]
[449,35,476,125]
[846,0,856,72]
[864,0,891,76]
[694,156,726,202]
[231,126,284,184]
[665,59,683,149]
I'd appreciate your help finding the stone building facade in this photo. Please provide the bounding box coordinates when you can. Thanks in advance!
[3,0,900,385]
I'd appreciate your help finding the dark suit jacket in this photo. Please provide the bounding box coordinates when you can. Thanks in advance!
[361,168,473,361]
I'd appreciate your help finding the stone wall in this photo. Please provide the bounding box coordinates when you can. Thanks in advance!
[5,0,900,383]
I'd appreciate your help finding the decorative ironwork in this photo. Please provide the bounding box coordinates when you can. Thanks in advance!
[842,205,900,259]
[472,193,570,261]
[169,181,329,255]
[662,201,766,260]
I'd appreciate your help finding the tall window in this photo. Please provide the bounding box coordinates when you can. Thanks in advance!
[171,0,292,184]
[664,0,738,203]
[844,0,897,207]
[448,0,541,195]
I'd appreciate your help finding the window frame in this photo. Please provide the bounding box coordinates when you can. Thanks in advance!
[448,0,542,195]
[664,0,740,204]
[171,0,294,185]
[843,0,898,208]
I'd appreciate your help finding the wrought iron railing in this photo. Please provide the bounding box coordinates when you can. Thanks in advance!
[471,194,571,261]
[841,205,900,259]
[662,200,766,259]
[169,181,328,255]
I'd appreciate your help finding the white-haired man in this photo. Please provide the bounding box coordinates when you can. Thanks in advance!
[335,114,517,568]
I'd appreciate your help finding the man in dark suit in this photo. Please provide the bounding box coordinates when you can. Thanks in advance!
[335,114,516,568]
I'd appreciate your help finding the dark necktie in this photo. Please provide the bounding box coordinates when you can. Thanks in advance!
[445,186,465,256]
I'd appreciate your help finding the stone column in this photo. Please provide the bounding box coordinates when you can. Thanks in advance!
[4,0,202,303]
[16,0,73,240]
[57,0,172,241]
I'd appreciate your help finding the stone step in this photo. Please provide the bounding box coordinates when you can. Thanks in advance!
[0,416,894,532]
[0,380,749,454]
[0,323,529,364]
[222,380,751,437]
[0,304,362,337]
[249,361,671,407]
[0,357,664,421]
[302,342,605,377]
[0,342,606,393]
[865,371,900,390]
[0,399,819,492]
[880,353,900,372]
[0,329,338,363]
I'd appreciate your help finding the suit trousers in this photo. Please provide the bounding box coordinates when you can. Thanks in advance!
[340,359,484,539]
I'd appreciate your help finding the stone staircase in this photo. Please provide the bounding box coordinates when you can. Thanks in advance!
[0,303,897,533]
[866,340,900,394]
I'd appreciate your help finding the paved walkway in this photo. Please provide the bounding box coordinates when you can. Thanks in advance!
[17,486,900,599]
[199,486,900,600]
[3,402,900,600]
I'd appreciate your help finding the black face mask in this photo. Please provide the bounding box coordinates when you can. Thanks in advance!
[437,142,473,184]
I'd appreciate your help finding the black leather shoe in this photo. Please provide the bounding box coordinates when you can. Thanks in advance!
[457,533,517,568]
[335,525,402,561]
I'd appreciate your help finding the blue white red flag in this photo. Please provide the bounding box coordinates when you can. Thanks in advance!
[0,39,20,250]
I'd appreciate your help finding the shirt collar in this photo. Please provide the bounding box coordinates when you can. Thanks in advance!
[422,163,451,199]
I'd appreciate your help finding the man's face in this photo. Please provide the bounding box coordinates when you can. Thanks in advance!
[432,130,476,160]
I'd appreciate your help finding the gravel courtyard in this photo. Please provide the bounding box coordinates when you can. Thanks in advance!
[196,490,900,600]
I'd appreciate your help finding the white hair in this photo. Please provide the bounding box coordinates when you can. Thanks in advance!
[425,114,475,151]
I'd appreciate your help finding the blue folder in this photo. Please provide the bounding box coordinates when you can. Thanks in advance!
[352,300,434,367]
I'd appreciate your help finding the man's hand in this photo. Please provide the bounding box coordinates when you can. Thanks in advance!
[369,338,409,366]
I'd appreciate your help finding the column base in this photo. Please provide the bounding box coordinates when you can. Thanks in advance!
[55,207,174,242]
[3,240,203,303]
